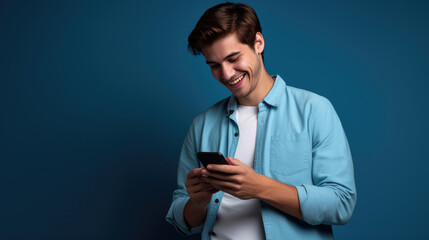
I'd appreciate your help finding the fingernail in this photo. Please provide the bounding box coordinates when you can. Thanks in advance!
[207,165,212,169]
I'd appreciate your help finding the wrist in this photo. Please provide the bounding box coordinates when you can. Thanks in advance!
[187,198,208,211]
[254,173,271,200]
[184,198,208,228]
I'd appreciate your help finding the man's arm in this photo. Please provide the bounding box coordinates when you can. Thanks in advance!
[202,98,356,225]
[202,157,303,219]
[183,168,218,228]
[296,97,356,225]
[254,174,303,219]
[166,118,210,235]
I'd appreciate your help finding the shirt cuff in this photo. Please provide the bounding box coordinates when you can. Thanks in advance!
[296,184,320,225]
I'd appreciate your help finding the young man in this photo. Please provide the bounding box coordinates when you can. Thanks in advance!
[166,3,356,240]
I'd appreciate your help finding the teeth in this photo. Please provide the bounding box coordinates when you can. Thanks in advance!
[228,74,245,85]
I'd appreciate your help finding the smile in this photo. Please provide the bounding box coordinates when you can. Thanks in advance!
[227,73,245,86]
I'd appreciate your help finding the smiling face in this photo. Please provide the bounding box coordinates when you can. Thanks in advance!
[202,33,271,106]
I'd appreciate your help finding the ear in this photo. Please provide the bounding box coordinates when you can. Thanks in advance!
[254,32,265,54]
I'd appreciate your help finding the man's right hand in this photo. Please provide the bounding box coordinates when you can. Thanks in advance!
[184,168,219,228]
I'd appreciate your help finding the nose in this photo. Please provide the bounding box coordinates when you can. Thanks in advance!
[220,63,235,81]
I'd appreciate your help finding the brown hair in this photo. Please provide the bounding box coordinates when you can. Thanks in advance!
[188,2,263,57]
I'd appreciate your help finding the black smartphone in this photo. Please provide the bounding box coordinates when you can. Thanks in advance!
[197,152,230,168]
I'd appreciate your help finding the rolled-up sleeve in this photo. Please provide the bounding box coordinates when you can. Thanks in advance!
[166,119,204,235]
[166,193,204,235]
[296,97,357,225]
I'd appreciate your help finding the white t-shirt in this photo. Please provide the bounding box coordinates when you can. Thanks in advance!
[211,105,265,240]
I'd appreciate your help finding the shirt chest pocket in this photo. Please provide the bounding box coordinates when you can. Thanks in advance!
[269,133,311,178]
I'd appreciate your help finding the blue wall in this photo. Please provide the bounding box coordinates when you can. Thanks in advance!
[1,0,428,239]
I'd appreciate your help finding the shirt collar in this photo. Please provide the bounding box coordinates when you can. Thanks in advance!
[226,75,286,115]
[226,95,238,116]
[261,75,285,107]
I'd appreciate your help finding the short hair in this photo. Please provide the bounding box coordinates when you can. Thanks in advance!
[188,2,263,56]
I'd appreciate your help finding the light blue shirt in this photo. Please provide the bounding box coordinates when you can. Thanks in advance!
[166,75,356,240]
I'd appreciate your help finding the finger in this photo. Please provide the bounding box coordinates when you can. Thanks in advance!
[193,185,220,195]
[209,187,220,193]
[191,177,215,188]
[187,168,204,178]
[186,177,205,188]
[226,156,246,166]
[202,168,234,177]
[203,171,239,183]
[194,186,218,194]
[204,178,238,191]
[206,164,241,174]
[189,183,216,193]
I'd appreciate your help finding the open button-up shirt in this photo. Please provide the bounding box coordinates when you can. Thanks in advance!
[166,75,356,240]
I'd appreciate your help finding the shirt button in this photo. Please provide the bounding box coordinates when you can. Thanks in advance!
[215,199,219,203]
[234,132,239,137]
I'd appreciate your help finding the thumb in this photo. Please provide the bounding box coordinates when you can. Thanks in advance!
[226,156,245,166]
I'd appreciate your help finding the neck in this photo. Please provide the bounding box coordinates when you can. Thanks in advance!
[237,70,274,106]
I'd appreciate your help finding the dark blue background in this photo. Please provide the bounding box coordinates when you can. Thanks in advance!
[1,0,428,239]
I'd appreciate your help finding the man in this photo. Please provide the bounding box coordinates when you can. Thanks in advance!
[166,3,356,240]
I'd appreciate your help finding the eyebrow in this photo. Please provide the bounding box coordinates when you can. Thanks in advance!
[206,51,241,64]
